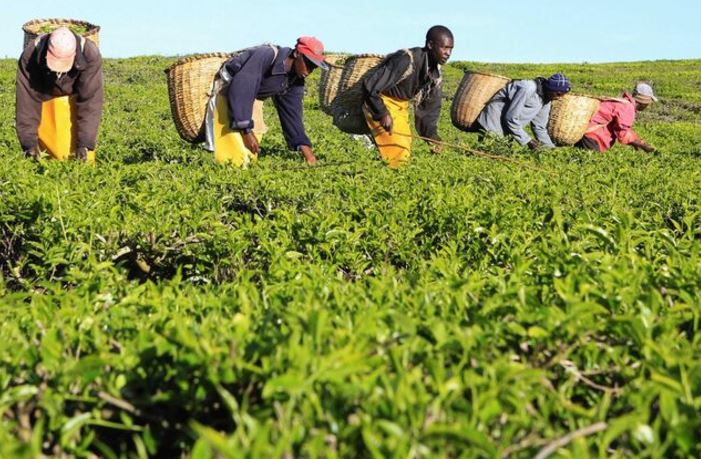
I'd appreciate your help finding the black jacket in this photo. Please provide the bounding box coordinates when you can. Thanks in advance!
[16,33,104,151]
[362,47,443,140]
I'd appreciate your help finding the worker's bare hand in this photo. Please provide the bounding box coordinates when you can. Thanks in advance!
[242,132,260,154]
[24,146,40,160]
[631,140,656,153]
[379,113,393,134]
[298,145,318,165]
[75,147,88,161]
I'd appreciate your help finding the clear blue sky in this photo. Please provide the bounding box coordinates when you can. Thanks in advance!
[3,0,700,63]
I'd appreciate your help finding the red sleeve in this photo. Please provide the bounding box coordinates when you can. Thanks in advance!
[612,102,639,145]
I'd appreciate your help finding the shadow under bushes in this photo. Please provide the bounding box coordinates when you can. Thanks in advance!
[0,197,52,290]
[88,307,287,457]
[99,349,237,457]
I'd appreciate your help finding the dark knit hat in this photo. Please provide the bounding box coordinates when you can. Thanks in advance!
[543,73,571,93]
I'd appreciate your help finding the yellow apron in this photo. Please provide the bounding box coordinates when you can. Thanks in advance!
[37,96,96,162]
[213,96,267,167]
[364,95,412,169]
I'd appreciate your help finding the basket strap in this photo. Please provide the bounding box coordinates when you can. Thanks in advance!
[585,123,608,134]
[220,43,279,81]
[599,97,629,104]
[395,49,414,85]
[267,44,279,66]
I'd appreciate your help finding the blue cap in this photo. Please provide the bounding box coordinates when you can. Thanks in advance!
[544,73,571,93]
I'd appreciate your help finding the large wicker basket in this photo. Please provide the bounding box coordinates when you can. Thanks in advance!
[323,53,348,65]
[165,53,233,142]
[548,94,601,145]
[318,55,346,115]
[331,54,384,135]
[451,71,510,131]
[22,18,100,50]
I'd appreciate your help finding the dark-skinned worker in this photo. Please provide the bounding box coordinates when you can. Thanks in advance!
[204,37,328,167]
[476,73,571,150]
[575,83,657,153]
[362,25,454,168]
[16,27,103,162]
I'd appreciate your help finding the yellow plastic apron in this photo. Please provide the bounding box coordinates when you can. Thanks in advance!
[364,95,412,168]
[213,96,266,167]
[38,96,95,162]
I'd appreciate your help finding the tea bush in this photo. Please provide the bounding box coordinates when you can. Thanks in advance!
[1,56,700,458]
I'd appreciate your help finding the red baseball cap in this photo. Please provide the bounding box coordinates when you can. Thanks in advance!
[295,36,328,70]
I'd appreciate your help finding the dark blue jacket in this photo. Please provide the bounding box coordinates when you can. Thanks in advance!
[225,45,311,149]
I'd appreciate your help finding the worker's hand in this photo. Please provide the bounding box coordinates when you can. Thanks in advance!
[242,132,260,154]
[24,146,40,160]
[75,147,88,161]
[527,140,540,151]
[298,145,318,165]
[379,113,393,134]
[630,140,656,153]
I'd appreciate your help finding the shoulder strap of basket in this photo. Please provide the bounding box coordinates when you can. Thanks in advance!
[599,96,629,104]
[265,43,279,66]
[395,48,414,85]
[585,123,608,134]
[219,44,279,81]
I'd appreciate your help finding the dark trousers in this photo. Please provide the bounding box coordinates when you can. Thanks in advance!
[464,121,488,142]
[575,136,600,151]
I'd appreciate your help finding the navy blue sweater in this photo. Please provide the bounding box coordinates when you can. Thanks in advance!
[225,45,311,150]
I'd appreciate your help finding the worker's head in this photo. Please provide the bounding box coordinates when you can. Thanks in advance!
[292,36,328,78]
[632,82,657,111]
[46,27,77,73]
[425,25,454,65]
[543,73,571,101]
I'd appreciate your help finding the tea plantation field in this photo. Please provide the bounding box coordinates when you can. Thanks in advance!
[1,57,700,458]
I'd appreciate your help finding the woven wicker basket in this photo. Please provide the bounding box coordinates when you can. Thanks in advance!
[318,56,346,115]
[165,53,234,142]
[548,94,601,145]
[22,18,100,50]
[323,53,348,65]
[451,71,510,131]
[331,54,384,134]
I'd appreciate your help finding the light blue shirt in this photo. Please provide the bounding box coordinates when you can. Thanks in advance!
[477,79,555,147]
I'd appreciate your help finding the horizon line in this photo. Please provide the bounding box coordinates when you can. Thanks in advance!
[2,54,699,66]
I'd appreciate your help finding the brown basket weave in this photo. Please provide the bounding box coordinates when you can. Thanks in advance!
[323,53,348,64]
[548,94,601,145]
[451,71,510,131]
[318,59,345,115]
[165,53,234,142]
[22,18,100,50]
[331,54,384,135]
